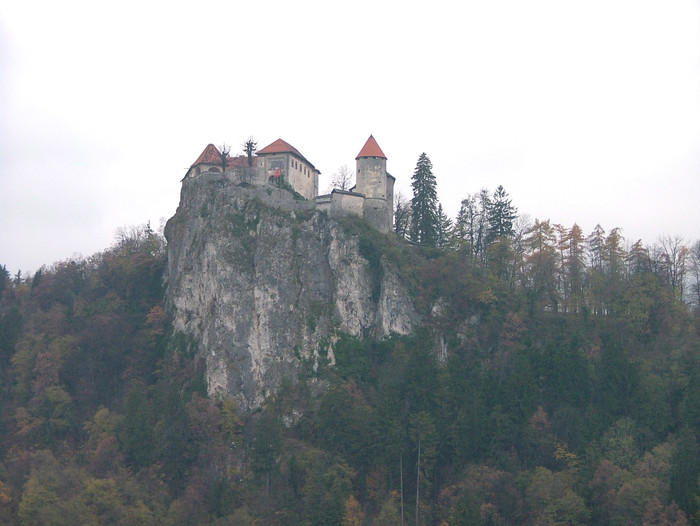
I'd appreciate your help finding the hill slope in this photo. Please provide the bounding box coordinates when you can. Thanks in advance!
[0,178,699,524]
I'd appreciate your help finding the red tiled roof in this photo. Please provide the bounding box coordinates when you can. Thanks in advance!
[227,155,256,169]
[257,138,317,170]
[190,146,258,172]
[356,135,386,159]
[191,144,222,166]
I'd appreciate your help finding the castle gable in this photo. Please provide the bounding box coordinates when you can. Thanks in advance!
[192,144,222,166]
[257,138,317,170]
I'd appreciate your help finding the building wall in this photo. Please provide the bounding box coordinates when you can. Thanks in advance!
[186,163,223,179]
[315,194,332,214]
[356,157,387,200]
[363,197,392,234]
[330,191,365,218]
[257,154,287,185]
[287,155,318,200]
[258,154,318,200]
[386,175,395,232]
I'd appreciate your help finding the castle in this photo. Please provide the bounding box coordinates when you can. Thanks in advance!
[184,136,395,233]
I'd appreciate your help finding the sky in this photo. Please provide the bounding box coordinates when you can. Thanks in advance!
[1,1,699,275]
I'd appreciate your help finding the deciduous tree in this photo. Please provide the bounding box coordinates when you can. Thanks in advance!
[218,143,231,171]
[436,204,453,249]
[242,137,257,167]
[453,189,491,263]
[330,165,354,191]
[393,192,412,239]
[686,240,700,312]
[655,235,689,302]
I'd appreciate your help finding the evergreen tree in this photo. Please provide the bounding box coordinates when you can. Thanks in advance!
[436,204,454,249]
[0,264,9,294]
[410,153,439,246]
[487,185,517,243]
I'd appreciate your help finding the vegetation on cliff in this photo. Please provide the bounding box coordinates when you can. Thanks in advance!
[1,202,699,524]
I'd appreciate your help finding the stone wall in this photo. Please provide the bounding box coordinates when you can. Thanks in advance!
[329,190,365,219]
[356,156,387,199]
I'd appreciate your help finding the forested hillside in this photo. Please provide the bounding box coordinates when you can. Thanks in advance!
[1,210,700,524]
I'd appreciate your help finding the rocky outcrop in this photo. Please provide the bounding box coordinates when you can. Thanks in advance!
[164,173,418,410]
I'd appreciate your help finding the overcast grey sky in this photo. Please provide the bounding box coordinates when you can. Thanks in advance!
[1,1,699,274]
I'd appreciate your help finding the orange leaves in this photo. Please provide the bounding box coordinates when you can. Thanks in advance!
[145,305,166,336]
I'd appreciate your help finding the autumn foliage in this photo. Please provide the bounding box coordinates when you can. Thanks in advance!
[0,220,699,525]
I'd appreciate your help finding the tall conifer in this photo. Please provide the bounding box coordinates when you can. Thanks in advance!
[410,153,439,246]
[487,185,517,242]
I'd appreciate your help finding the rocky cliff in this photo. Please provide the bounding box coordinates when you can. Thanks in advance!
[164,173,419,410]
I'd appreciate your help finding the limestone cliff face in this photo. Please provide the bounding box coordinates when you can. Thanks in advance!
[164,173,419,410]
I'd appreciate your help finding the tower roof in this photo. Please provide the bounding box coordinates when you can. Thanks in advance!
[191,144,222,166]
[257,138,317,170]
[356,135,386,159]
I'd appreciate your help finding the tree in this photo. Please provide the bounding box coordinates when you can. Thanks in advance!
[689,240,700,311]
[218,143,232,172]
[436,204,453,249]
[410,153,439,246]
[453,189,491,263]
[602,227,626,315]
[331,165,354,192]
[0,306,23,360]
[654,235,689,302]
[486,185,517,243]
[587,224,606,270]
[410,411,437,524]
[394,192,412,239]
[524,219,559,312]
[342,495,365,525]
[251,409,283,500]
[668,427,699,521]
[564,223,586,314]
[242,137,257,167]
[0,264,9,295]
[628,239,652,275]
[587,224,607,315]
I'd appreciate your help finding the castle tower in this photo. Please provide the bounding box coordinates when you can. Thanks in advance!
[355,135,386,198]
[355,136,394,233]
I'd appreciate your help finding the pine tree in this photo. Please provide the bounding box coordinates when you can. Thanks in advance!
[487,185,517,243]
[410,153,439,246]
